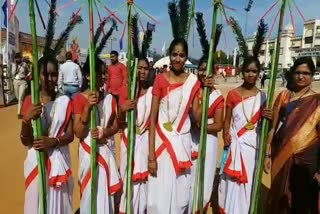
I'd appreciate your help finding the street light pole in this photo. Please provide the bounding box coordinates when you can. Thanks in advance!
[109,37,116,51]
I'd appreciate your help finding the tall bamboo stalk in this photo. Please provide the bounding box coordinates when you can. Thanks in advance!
[125,59,138,214]
[29,1,46,213]
[249,1,287,213]
[186,0,195,41]
[88,0,97,213]
[125,1,135,213]
[192,1,219,214]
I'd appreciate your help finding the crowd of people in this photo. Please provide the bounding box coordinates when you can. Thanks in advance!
[18,37,320,214]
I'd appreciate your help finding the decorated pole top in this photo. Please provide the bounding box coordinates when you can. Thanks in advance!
[128,0,134,5]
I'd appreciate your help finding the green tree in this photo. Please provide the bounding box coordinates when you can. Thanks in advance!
[214,50,233,64]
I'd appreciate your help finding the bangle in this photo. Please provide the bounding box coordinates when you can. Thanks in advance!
[265,153,271,158]
[55,137,61,148]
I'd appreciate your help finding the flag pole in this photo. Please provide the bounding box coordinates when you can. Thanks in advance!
[29,0,46,213]
[88,0,98,213]
[192,1,219,213]
[249,0,287,213]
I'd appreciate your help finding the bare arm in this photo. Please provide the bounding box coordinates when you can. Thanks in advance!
[192,90,202,124]
[33,119,75,151]
[103,112,119,139]
[57,119,74,146]
[149,95,160,159]
[118,99,137,129]
[20,120,34,146]
[118,104,127,125]
[264,94,283,173]
[20,104,43,146]
[223,106,232,146]
[148,95,160,176]
[265,94,282,154]
[73,105,91,139]
[207,108,224,134]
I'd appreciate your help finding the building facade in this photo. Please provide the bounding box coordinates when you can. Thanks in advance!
[246,19,320,70]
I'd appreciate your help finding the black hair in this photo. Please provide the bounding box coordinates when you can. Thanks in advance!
[81,57,105,91]
[138,56,150,68]
[15,52,22,59]
[137,56,152,87]
[38,55,59,98]
[168,38,188,58]
[291,56,316,75]
[38,55,59,76]
[110,50,119,56]
[66,51,72,60]
[285,57,315,91]
[242,56,261,74]
[198,56,208,69]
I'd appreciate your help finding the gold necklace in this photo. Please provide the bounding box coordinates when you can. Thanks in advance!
[136,91,148,135]
[241,90,258,130]
[163,85,183,132]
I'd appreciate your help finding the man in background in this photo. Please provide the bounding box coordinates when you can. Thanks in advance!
[58,51,82,98]
[12,53,29,119]
[106,50,127,102]
[280,69,287,87]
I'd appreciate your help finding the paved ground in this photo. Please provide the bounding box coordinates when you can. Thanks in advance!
[1,77,318,213]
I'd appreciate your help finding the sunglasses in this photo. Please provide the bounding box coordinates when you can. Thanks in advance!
[294,71,312,76]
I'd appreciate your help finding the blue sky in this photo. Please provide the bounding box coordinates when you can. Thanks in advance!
[16,0,320,58]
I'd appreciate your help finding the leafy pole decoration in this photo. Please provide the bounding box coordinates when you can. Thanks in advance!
[105,1,158,212]
[126,1,135,213]
[28,0,46,213]
[186,0,195,41]
[244,0,253,37]
[244,0,254,12]
[192,1,220,213]
[249,0,288,213]
[87,0,98,213]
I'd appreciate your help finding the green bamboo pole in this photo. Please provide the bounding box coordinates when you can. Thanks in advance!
[192,1,219,214]
[29,1,46,213]
[249,0,287,213]
[88,0,97,213]
[126,59,138,213]
[125,1,135,213]
[186,0,195,41]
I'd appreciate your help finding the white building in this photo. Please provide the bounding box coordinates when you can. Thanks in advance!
[246,19,320,70]
[118,51,153,65]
